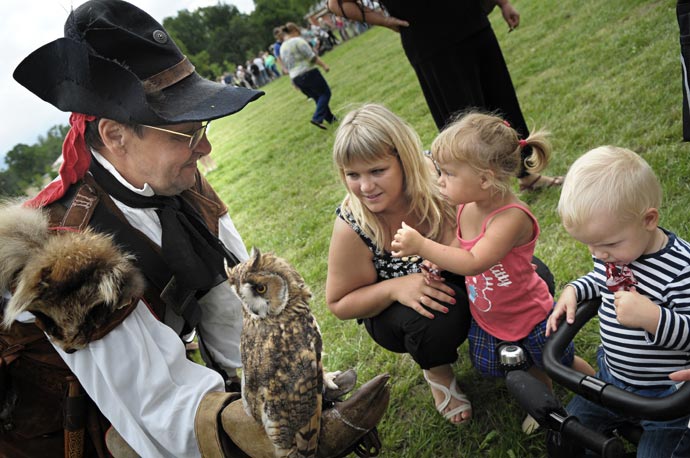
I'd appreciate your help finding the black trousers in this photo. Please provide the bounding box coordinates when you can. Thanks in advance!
[361,257,554,370]
[410,26,533,177]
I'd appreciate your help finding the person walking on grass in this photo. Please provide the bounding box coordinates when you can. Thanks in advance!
[391,112,594,432]
[280,22,337,130]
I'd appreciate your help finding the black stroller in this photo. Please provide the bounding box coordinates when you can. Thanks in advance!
[505,299,690,457]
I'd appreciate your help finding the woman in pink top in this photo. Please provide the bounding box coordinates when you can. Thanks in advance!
[391,112,593,430]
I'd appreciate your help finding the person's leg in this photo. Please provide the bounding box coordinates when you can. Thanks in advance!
[363,275,470,365]
[424,364,471,424]
[301,69,333,124]
[364,274,471,423]
[671,427,690,458]
[474,27,563,189]
[634,382,690,458]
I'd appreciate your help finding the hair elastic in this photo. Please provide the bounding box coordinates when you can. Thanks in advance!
[503,120,511,127]
[518,139,528,148]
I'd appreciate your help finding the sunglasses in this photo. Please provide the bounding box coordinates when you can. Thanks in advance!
[142,121,210,150]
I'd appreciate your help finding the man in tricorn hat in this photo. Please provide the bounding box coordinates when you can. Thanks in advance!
[1,1,388,456]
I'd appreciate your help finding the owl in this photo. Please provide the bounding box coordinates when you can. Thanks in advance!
[226,248,328,458]
[0,203,145,352]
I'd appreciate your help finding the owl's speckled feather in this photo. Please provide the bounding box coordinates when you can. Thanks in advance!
[226,248,323,458]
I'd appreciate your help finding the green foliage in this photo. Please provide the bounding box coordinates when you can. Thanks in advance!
[1,124,68,198]
[162,0,318,75]
[205,0,686,456]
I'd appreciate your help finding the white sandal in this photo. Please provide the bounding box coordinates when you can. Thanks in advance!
[423,372,472,424]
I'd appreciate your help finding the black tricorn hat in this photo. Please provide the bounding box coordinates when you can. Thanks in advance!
[13,0,263,125]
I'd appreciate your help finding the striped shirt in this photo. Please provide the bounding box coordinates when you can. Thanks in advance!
[569,228,690,389]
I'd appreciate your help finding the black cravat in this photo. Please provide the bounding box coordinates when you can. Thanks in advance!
[89,157,233,292]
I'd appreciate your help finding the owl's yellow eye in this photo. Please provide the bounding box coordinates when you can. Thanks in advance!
[254,283,267,294]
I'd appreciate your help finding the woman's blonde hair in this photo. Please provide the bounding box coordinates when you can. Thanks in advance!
[332,104,456,249]
[431,111,552,196]
[558,146,662,230]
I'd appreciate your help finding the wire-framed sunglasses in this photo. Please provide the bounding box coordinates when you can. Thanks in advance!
[142,121,210,150]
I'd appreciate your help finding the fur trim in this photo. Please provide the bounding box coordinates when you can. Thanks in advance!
[0,202,145,352]
[0,201,51,292]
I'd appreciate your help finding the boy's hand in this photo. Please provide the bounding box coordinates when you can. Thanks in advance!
[391,222,423,257]
[546,285,577,336]
[613,290,661,332]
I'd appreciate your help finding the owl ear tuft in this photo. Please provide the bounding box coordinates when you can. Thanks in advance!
[250,247,262,268]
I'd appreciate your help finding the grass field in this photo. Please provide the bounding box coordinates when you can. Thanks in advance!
[205,1,688,456]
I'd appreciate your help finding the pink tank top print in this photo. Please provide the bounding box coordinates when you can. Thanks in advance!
[457,203,553,341]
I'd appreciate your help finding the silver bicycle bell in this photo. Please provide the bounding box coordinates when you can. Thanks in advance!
[498,343,529,372]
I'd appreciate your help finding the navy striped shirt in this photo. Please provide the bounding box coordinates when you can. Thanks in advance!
[570,228,690,389]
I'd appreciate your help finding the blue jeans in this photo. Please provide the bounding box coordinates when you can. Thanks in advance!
[566,347,689,457]
[292,68,334,124]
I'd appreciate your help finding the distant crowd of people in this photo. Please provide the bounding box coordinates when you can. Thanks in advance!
[219,13,368,91]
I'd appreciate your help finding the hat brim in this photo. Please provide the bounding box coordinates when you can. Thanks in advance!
[14,38,264,125]
[150,72,263,124]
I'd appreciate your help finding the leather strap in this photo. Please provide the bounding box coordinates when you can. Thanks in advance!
[142,57,195,93]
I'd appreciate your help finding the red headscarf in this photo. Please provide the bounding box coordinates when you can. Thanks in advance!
[24,113,96,208]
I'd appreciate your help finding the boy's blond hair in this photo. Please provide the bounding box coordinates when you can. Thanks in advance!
[332,103,455,249]
[431,112,551,196]
[558,146,662,230]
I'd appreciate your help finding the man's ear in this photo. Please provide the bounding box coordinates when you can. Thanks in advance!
[98,119,127,154]
[642,207,660,230]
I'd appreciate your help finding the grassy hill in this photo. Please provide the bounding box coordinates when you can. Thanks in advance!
[206,1,688,456]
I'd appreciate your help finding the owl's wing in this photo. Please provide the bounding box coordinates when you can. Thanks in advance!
[261,342,322,457]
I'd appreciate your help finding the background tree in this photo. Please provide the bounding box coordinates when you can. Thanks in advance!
[1,124,68,198]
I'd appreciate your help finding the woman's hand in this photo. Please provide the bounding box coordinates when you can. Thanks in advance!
[382,14,409,33]
[498,0,520,31]
[395,273,456,319]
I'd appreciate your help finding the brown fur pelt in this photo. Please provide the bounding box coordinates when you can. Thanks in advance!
[0,201,145,352]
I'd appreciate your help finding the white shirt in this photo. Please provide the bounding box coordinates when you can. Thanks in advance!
[53,152,248,457]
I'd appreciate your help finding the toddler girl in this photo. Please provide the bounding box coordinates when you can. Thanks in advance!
[391,112,593,429]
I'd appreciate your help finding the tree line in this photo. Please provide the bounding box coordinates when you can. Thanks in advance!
[1,0,318,198]
[163,0,318,81]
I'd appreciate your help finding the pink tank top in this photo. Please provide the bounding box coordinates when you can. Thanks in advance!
[457,203,553,341]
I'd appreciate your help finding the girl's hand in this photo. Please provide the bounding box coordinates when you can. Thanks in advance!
[546,286,577,336]
[396,273,456,319]
[420,261,444,282]
[391,221,424,257]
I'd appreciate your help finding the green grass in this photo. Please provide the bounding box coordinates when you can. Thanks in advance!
[205,1,688,456]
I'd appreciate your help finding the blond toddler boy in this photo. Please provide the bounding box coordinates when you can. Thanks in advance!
[546,146,690,457]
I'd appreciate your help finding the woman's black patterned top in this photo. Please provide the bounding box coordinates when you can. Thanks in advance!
[337,206,423,281]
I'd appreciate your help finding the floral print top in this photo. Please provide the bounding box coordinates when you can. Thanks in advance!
[337,206,423,280]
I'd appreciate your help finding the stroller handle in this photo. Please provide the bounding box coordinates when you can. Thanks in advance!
[544,298,690,421]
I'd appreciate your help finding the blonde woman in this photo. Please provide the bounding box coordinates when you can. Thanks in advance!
[327,103,473,424]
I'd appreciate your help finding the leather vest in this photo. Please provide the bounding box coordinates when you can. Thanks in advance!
[0,171,229,458]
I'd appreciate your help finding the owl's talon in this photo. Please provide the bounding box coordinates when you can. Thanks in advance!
[324,368,357,401]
